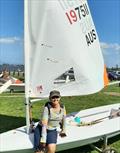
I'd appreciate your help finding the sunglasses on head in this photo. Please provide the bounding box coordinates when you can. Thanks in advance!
[51,96,60,99]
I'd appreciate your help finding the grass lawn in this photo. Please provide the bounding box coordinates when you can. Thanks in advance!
[0,83,120,153]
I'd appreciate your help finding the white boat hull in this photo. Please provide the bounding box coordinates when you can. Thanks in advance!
[0,103,120,153]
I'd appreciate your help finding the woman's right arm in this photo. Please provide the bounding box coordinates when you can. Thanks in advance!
[40,107,48,143]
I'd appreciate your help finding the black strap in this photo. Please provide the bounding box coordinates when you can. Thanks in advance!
[45,102,52,115]
[45,102,64,115]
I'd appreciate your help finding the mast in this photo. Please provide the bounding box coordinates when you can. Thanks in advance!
[24,0,30,133]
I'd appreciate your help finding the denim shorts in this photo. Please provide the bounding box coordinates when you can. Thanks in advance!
[46,129,58,144]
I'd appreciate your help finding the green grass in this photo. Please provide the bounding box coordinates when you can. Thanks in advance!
[0,84,120,152]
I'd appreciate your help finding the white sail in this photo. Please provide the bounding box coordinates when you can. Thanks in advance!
[25,0,108,98]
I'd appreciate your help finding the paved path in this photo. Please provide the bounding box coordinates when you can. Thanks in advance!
[0,95,24,98]
[104,92,120,97]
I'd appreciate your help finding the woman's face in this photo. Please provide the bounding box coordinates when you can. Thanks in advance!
[51,96,60,106]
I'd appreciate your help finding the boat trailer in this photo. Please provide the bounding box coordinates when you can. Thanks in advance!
[90,135,118,153]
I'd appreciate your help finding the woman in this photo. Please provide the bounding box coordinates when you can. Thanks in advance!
[34,90,67,153]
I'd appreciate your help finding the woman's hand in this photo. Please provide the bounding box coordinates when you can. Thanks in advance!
[40,143,46,152]
[59,131,67,137]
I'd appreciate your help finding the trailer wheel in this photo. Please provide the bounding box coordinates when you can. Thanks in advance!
[103,147,118,153]
[10,89,14,93]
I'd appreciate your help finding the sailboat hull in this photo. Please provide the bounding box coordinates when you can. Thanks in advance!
[0,103,120,153]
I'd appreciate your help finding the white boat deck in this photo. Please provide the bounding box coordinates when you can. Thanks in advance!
[0,103,120,152]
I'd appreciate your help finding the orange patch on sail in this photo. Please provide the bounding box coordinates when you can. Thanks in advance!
[104,65,109,86]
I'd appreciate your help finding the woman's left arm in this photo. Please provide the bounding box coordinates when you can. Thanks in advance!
[60,106,67,137]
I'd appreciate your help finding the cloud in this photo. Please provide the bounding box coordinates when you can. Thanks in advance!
[100,42,120,51]
[0,37,23,44]
[100,42,120,67]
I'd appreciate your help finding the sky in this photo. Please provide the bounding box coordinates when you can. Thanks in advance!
[0,0,120,68]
